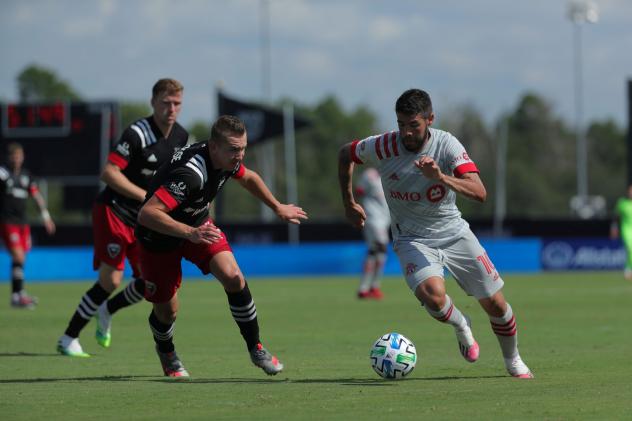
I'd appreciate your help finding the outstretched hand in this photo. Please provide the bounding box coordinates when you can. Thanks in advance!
[345,202,366,229]
[276,204,308,225]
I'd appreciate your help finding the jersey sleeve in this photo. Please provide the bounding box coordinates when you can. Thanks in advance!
[154,167,201,211]
[107,126,142,170]
[232,163,246,179]
[350,134,384,166]
[28,177,40,196]
[445,134,479,177]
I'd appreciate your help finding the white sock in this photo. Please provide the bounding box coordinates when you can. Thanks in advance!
[424,295,468,330]
[489,303,519,359]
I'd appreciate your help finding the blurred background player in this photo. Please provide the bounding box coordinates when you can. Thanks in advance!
[0,142,56,308]
[610,184,632,280]
[136,115,308,377]
[57,78,189,356]
[355,167,390,299]
[338,88,533,379]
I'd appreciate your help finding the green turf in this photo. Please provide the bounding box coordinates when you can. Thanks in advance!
[1,272,631,420]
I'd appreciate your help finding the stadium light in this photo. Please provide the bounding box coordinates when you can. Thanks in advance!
[567,1,598,208]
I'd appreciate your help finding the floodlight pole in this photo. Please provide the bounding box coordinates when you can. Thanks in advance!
[567,1,598,203]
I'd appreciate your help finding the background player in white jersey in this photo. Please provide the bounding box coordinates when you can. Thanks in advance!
[355,167,390,299]
[57,79,189,357]
[0,143,56,308]
[338,89,533,379]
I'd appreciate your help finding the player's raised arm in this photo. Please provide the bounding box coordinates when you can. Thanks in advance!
[338,142,366,229]
[236,168,308,224]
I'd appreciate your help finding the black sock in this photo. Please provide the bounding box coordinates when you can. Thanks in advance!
[226,282,260,351]
[64,282,110,338]
[149,310,175,353]
[106,277,145,315]
[11,261,24,294]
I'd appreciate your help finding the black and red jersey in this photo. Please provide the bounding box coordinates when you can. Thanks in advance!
[136,141,245,252]
[97,116,189,227]
[0,166,39,224]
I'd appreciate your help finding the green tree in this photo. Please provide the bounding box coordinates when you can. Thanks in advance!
[17,64,81,102]
[118,102,151,129]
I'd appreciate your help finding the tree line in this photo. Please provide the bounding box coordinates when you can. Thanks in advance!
[7,64,628,222]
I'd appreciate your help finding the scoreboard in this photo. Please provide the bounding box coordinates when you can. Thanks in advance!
[0,102,119,177]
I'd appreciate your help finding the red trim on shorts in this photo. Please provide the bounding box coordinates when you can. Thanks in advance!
[453,162,479,177]
[108,152,129,170]
[350,140,363,164]
[155,186,179,210]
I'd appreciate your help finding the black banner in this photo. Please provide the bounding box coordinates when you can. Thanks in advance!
[217,90,310,145]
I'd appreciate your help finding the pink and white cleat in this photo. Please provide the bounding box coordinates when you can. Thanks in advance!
[455,315,479,363]
[505,356,534,379]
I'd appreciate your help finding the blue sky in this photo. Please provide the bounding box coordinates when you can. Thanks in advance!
[1,0,631,132]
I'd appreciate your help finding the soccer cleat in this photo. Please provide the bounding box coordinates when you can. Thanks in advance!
[357,290,371,299]
[368,287,384,300]
[505,356,534,379]
[155,347,189,378]
[250,343,283,375]
[95,303,112,348]
[57,334,90,357]
[455,315,479,363]
[11,292,38,309]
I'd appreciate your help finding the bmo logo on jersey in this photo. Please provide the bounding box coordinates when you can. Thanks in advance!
[426,184,446,203]
[389,190,422,201]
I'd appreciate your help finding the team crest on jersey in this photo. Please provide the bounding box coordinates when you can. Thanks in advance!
[107,243,121,258]
[168,181,187,196]
[145,281,157,296]
[405,263,418,276]
[171,144,191,163]
[426,184,446,203]
[116,142,130,157]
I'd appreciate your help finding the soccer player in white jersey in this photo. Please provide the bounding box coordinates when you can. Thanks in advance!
[355,167,390,299]
[338,89,533,379]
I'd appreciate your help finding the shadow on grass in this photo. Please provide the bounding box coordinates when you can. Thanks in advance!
[0,352,61,357]
[0,374,505,385]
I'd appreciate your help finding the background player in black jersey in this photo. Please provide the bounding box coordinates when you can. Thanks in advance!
[0,143,56,308]
[136,115,308,377]
[57,79,189,357]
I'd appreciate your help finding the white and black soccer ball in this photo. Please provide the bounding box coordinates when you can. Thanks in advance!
[370,332,417,379]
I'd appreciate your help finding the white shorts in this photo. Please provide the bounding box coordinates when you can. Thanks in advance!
[393,228,503,299]
[363,221,390,248]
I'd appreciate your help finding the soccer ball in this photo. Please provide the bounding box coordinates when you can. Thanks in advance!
[370,332,417,379]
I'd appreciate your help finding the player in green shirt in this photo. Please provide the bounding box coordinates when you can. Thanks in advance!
[611,185,632,280]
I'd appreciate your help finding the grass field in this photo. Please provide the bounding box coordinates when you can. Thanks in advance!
[1,272,631,420]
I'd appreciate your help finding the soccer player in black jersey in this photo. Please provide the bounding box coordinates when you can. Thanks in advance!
[136,115,307,377]
[0,143,56,308]
[57,79,189,357]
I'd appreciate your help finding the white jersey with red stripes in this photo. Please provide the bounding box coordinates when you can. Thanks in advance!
[350,127,479,246]
[356,167,390,228]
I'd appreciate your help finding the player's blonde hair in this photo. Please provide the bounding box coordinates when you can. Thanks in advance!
[152,78,183,99]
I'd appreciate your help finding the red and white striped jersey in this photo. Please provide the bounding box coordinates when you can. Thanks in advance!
[350,127,479,246]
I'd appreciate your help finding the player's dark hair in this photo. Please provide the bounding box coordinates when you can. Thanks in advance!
[210,115,246,143]
[152,78,183,98]
[395,89,433,118]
